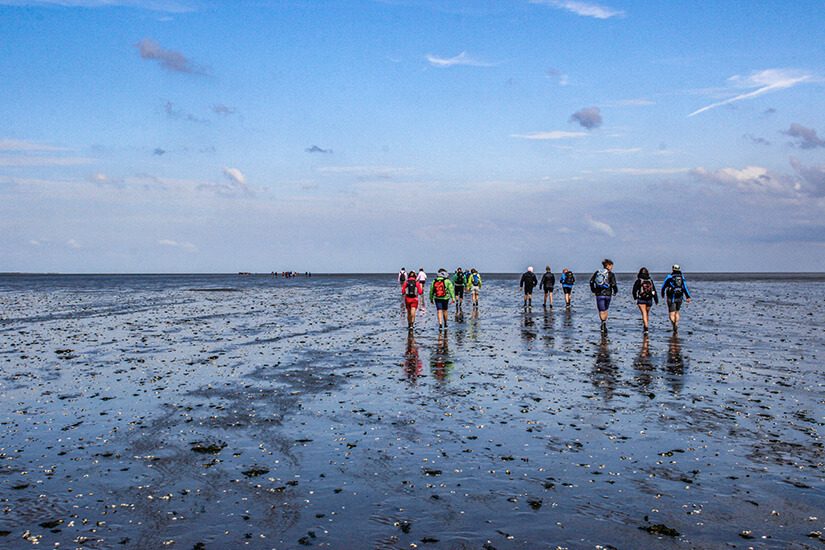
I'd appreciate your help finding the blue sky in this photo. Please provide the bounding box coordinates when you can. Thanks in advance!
[1,0,823,273]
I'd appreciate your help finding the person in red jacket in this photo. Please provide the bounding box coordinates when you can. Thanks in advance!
[402,269,424,328]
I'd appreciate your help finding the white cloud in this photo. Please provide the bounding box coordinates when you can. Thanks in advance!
[0,156,94,166]
[602,167,690,175]
[531,0,624,19]
[0,139,69,151]
[511,131,589,140]
[690,165,803,196]
[688,69,814,117]
[66,239,81,249]
[0,0,196,12]
[426,51,495,68]
[158,239,197,252]
[585,215,615,237]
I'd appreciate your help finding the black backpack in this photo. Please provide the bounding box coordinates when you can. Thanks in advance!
[639,278,654,300]
[670,274,684,297]
[404,278,418,298]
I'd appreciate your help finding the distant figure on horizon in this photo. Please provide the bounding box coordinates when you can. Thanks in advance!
[402,269,424,328]
[561,268,575,308]
[466,268,482,307]
[590,259,618,335]
[429,269,455,330]
[540,266,555,307]
[661,264,691,332]
[520,266,537,308]
[632,267,658,333]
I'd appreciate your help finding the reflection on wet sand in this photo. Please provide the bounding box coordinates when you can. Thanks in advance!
[591,334,618,400]
[666,333,686,393]
[521,310,536,344]
[430,330,454,382]
[403,331,422,383]
[542,308,554,346]
[632,333,654,395]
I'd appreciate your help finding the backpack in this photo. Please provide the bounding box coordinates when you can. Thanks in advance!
[563,272,574,285]
[472,273,480,286]
[639,278,654,300]
[594,269,610,289]
[404,278,418,298]
[670,273,684,297]
[454,273,464,287]
[433,278,447,298]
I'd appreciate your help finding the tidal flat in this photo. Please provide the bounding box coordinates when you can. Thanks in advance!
[0,273,823,549]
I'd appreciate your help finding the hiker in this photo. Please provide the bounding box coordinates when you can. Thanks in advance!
[661,264,691,332]
[631,267,659,332]
[560,268,575,307]
[540,266,555,307]
[402,269,424,328]
[429,269,456,330]
[589,259,618,334]
[520,266,538,308]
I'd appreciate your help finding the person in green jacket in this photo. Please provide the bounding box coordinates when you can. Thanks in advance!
[429,269,455,330]
[466,268,481,307]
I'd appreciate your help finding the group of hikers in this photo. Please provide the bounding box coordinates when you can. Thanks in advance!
[398,262,691,333]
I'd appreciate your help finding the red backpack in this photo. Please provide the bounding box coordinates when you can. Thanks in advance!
[433,279,447,298]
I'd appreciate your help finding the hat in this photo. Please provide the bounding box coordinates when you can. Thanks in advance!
[528,266,533,272]
[672,264,680,271]
[438,269,448,277]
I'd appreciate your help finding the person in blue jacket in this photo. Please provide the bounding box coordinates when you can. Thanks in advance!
[661,264,691,332]
[560,268,575,308]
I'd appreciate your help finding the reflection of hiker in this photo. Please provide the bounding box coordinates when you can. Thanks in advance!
[590,259,618,335]
[466,268,482,307]
[429,269,455,330]
[402,269,424,328]
[661,264,691,332]
[403,331,422,383]
[632,267,658,333]
[520,267,538,308]
[430,330,453,382]
[540,266,555,307]
[560,269,575,308]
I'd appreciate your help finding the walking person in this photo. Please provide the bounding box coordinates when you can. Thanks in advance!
[661,264,691,332]
[560,268,575,308]
[398,267,407,286]
[417,268,428,311]
[520,266,538,308]
[466,268,482,307]
[589,259,618,335]
[402,269,424,329]
[429,269,455,330]
[540,266,555,307]
[632,267,658,332]
[453,268,466,311]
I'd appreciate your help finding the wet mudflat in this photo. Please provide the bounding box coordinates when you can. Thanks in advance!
[0,273,822,550]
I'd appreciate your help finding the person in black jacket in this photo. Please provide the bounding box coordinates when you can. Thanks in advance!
[520,267,538,308]
[539,266,555,307]
[589,259,618,334]
[631,267,658,333]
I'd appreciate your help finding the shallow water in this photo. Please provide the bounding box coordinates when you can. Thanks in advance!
[0,273,823,549]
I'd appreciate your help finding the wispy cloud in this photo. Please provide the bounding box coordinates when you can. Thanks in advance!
[136,38,207,74]
[602,167,689,175]
[0,139,68,151]
[688,69,814,117]
[691,164,807,197]
[211,104,237,116]
[317,166,415,179]
[158,239,197,252]
[306,145,333,154]
[585,215,615,237]
[782,123,825,149]
[511,131,588,140]
[0,0,196,11]
[531,0,624,19]
[426,51,495,68]
[162,100,208,124]
[0,156,94,166]
[569,107,602,129]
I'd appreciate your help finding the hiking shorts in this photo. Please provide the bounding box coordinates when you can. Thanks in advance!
[563,286,572,294]
[596,295,612,312]
[636,298,653,307]
[405,296,419,310]
[434,299,450,311]
[667,298,683,312]
[455,287,464,299]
